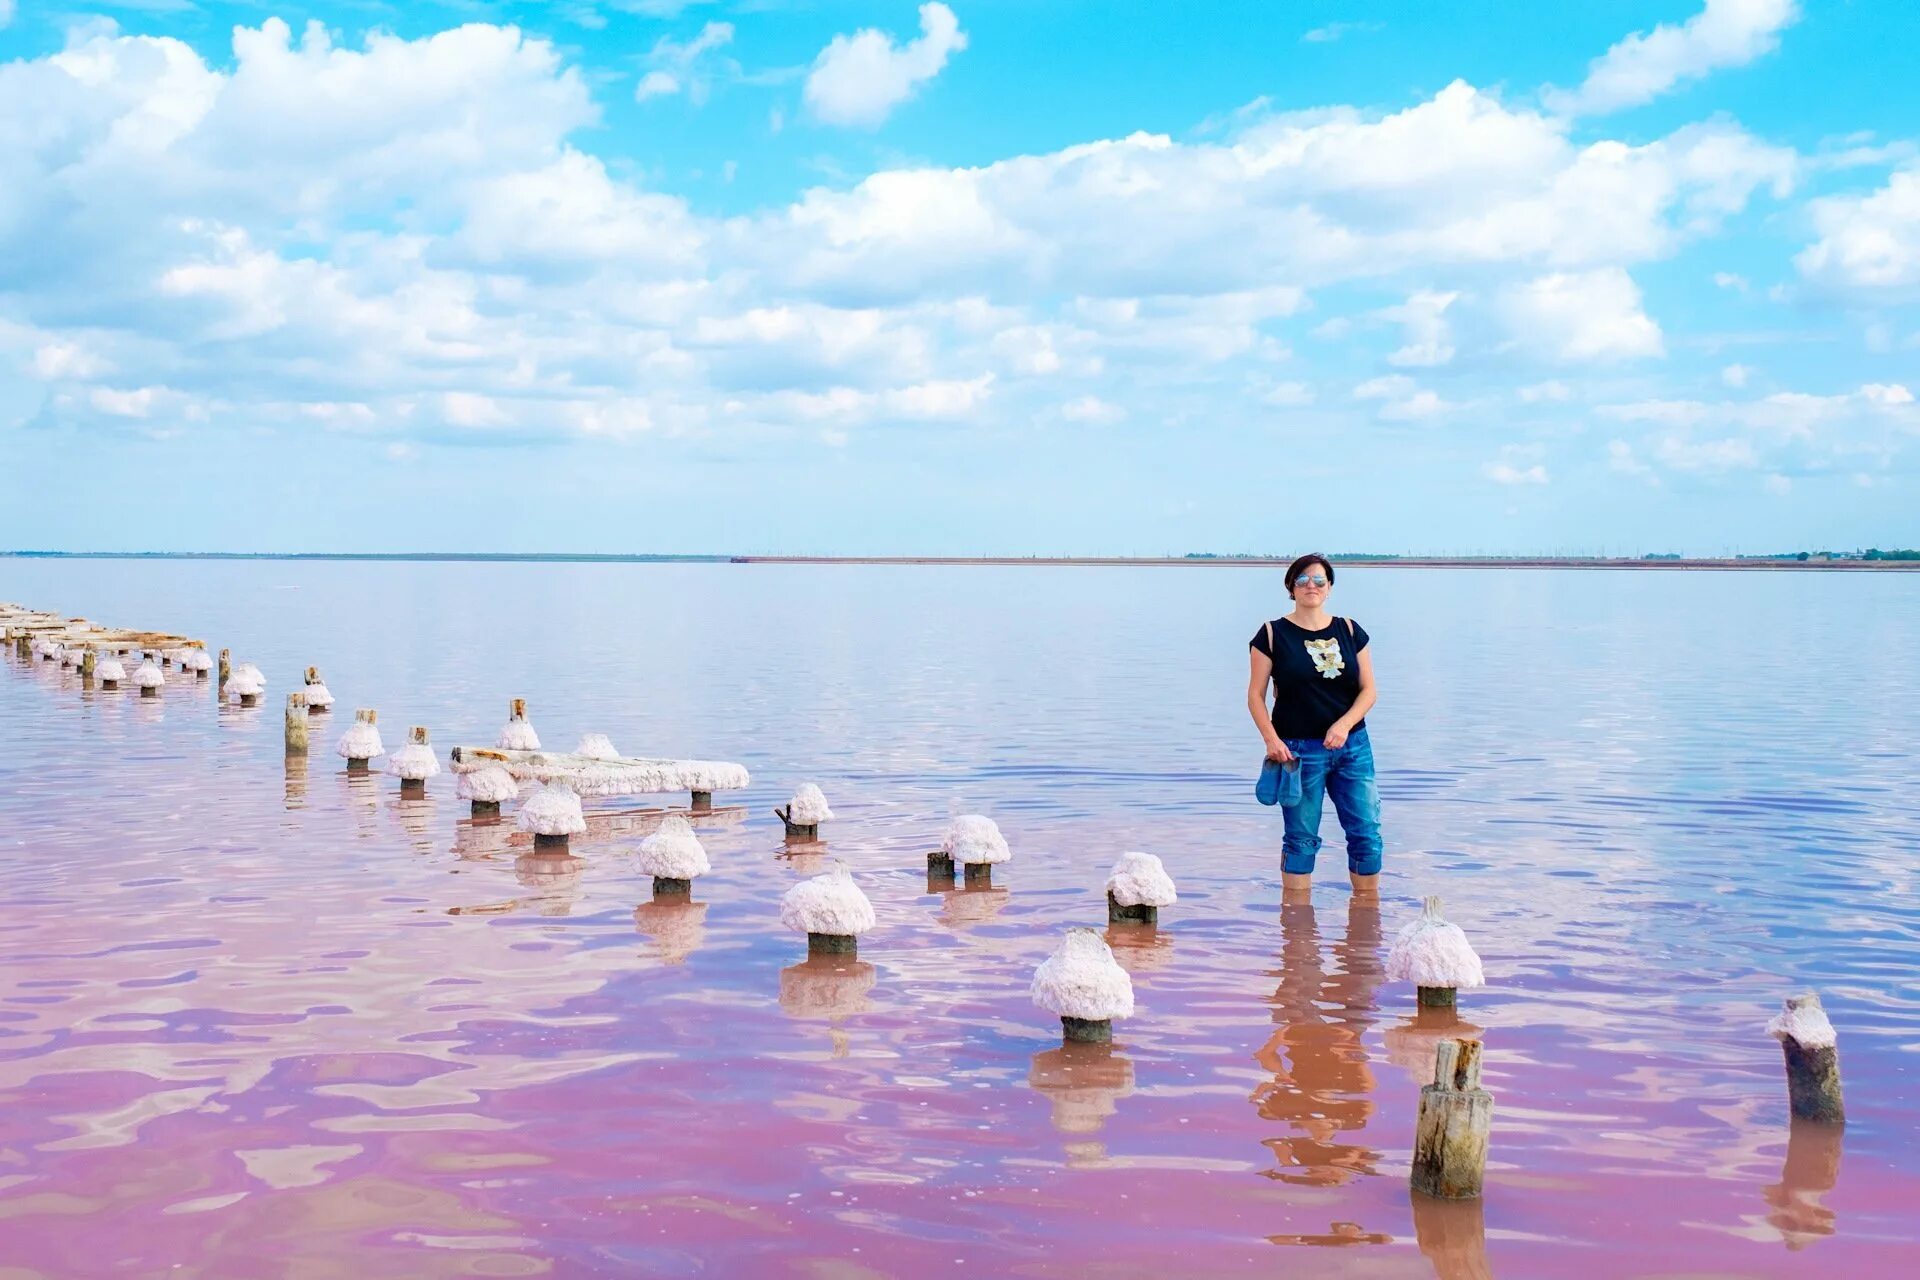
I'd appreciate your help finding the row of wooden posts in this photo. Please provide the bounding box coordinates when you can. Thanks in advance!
[2,606,1851,1205]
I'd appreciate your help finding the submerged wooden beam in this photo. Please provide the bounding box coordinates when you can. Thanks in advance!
[449,745,748,797]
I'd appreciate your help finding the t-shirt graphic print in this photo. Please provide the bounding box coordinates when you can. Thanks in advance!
[1304,636,1344,679]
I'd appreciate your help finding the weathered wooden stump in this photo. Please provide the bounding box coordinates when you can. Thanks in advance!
[963,862,993,887]
[653,876,692,896]
[774,807,817,841]
[1107,891,1156,925]
[218,648,231,686]
[285,693,309,754]
[81,650,96,680]
[928,851,956,879]
[533,833,571,853]
[808,932,857,955]
[1062,1016,1112,1045]
[690,789,712,814]
[1772,993,1845,1125]
[1419,985,1458,1009]
[1412,1038,1493,1200]
[470,800,501,819]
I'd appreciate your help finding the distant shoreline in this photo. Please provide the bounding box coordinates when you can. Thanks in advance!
[3,551,1915,571]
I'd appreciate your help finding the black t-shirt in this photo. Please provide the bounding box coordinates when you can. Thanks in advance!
[1250,616,1371,740]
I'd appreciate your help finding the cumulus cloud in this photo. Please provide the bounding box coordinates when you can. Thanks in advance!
[1486,461,1549,485]
[1354,375,1450,421]
[1547,0,1800,116]
[1378,289,1458,367]
[1597,382,1917,480]
[803,2,967,128]
[1795,166,1920,298]
[1498,268,1665,361]
[1061,394,1124,424]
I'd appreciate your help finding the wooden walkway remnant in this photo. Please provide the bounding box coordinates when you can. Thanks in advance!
[449,745,749,813]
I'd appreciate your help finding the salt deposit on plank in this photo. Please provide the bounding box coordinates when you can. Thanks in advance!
[575,734,620,761]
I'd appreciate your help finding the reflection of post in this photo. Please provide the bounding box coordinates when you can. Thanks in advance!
[1764,1118,1844,1251]
[778,953,876,1058]
[513,852,584,917]
[1028,1040,1135,1165]
[284,752,309,811]
[633,897,709,964]
[1385,1005,1487,1087]
[1409,1188,1493,1280]
[1250,900,1384,1184]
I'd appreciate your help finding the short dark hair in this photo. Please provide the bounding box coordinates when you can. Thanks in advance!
[1284,553,1334,599]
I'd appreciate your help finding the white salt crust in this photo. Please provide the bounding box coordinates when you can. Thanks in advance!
[1386,897,1485,989]
[943,814,1010,865]
[180,649,212,672]
[636,814,710,880]
[788,783,834,825]
[456,765,520,803]
[227,663,265,698]
[335,722,386,761]
[497,719,541,751]
[518,781,586,836]
[385,743,442,781]
[780,865,876,938]
[1031,928,1136,1022]
[450,749,750,797]
[302,680,335,708]
[1106,851,1178,908]
[1768,994,1838,1048]
[133,660,165,689]
[96,658,127,683]
[575,733,620,761]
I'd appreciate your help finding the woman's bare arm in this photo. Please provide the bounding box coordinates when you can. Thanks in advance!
[1248,649,1291,762]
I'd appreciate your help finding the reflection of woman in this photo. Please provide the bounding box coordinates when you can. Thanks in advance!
[1246,552,1381,898]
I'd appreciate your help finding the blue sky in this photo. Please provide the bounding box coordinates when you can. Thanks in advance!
[1,0,1916,555]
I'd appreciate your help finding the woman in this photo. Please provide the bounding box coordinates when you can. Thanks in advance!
[1246,553,1380,898]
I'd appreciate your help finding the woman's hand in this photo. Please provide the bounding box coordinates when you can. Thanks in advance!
[1266,738,1294,764]
[1322,723,1350,750]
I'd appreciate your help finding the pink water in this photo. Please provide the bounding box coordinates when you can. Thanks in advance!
[2,562,1916,1277]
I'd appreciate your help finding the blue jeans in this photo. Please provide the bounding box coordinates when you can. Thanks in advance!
[1278,727,1383,876]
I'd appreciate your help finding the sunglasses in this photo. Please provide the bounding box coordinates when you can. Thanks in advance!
[1294,574,1329,588]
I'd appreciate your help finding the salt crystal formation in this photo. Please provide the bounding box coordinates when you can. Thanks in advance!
[780,865,876,938]
[335,717,386,762]
[636,814,710,880]
[1768,993,1838,1049]
[227,663,265,700]
[1031,929,1136,1022]
[575,733,620,761]
[942,814,1010,865]
[1106,852,1177,908]
[303,671,335,709]
[385,739,442,781]
[497,710,541,751]
[180,649,212,673]
[517,781,586,837]
[787,783,834,824]
[96,657,127,684]
[1386,897,1485,989]
[133,658,165,689]
[456,765,519,804]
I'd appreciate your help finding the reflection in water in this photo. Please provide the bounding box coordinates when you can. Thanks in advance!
[1384,1005,1488,1087]
[450,817,514,862]
[513,852,584,917]
[633,896,709,964]
[1103,922,1174,975]
[1251,899,1385,1186]
[396,796,437,854]
[1410,1190,1494,1279]
[284,753,309,811]
[1765,1119,1844,1250]
[779,954,876,1058]
[936,883,1010,929]
[1267,1221,1393,1248]
[1027,1040,1134,1167]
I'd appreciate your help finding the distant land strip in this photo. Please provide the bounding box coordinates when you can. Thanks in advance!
[4,551,1916,570]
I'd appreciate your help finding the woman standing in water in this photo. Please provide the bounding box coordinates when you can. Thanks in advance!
[1247,553,1381,899]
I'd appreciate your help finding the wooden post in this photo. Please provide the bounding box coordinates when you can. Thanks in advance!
[81,650,96,680]
[774,806,818,841]
[654,876,692,896]
[1774,993,1845,1125]
[808,932,857,955]
[1420,985,1458,1009]
[1412,1038,1493,1200]
[346,708,377,773]
[533,833,571,853]
[285,693,309,754]
[928,851,956,879]
[1108,892,1156,926]
[690,789,712,814]
[1062,1016,1112,1044]
[218,648,231,686]
[401,726,429,796]
[963,862,993,887]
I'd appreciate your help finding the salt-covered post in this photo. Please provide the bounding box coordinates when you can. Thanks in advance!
[285,692,309,754]
[781,865,875,956]
[637,814,709,897]
[457,765,517,819]
[498,698,540,749]
[1768,993,1845,1125]
[388,726,441,796]
[776,783,833,842]
[935,814,1009,885]
[97,655,126,690]
[134,654,165,699]
[1106,851,1177,925]
[519,780,586,853]
[1032,928,1135,1044]
[339,708,384,773]
[218,648,231,687]
[1389,896,1485,1009]
[303,667,335,713]
[228,662,265,707]
[1411,1038,1494,1200]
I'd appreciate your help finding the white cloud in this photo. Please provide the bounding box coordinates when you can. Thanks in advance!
[1378,289,1458,367]
[0,2,13,31]
[89,386,162,418]
[1498,268,1664,361]
[1486,462,1549,485]
[1722,363,1752,388]
[1354,375,1449,421]
[1795,166,1920,298]
[1547,0,1800,116]
[1302,22,1381,44]
[1061,394,1125,424]
[1262,381,1314,407]
[1712,270,1750,293]
[1518,380,1571,403]
[31,342,111,380]
[635,22,734,105]
[1861,382,1914,407]
[803,2,967,128]
[1762,472,1792,494]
